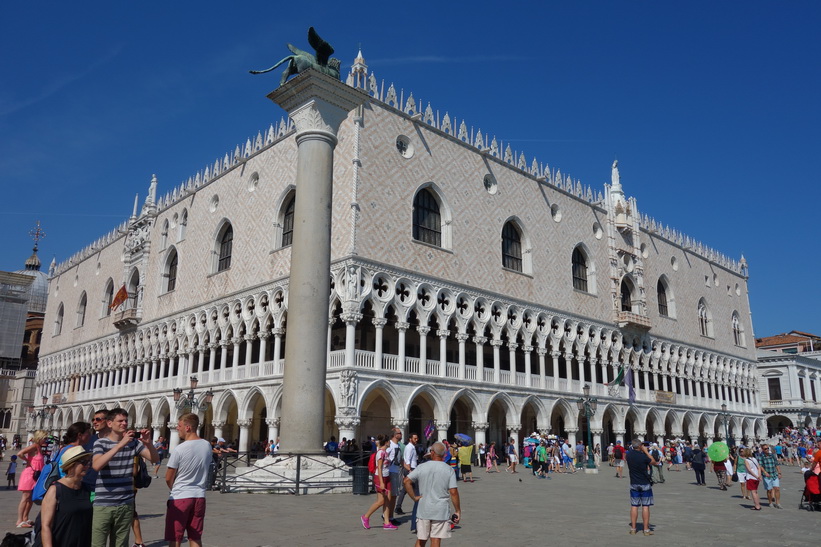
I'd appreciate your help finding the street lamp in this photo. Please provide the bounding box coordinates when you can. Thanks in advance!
[720,403,730,444]
[576,384,598,469]
[27,396,57,420]
[172,376,213,412]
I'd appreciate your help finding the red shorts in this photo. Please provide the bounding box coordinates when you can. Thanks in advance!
[373,474,390,494]
[746,478,760,491]
[165,498,206,542]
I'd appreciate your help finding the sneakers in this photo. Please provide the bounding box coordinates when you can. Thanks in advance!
[360,515,370,530]
[384,523,398,530]
[395,508,405,515]
[390,519,400,526]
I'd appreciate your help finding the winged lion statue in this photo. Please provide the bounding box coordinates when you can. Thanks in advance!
[249,27,341,86]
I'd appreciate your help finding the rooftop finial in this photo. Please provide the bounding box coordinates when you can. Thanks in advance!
[25,221,45,271]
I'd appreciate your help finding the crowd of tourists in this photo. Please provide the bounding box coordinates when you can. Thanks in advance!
[6,409,214,547]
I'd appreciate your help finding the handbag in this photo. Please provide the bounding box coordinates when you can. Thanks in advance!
[731,471,739,482]
[134,455,152,489]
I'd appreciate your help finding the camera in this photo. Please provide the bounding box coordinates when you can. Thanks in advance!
[451,513,459,523]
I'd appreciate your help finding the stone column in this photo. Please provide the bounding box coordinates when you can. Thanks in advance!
[272,328,284,367]
[266,418,280,444]
[231,337,241,368]
[508,343,518,384]
[342,311,361,369]
[474,336,486,380]
[537,347,547,389]
[437,329,448,378]
[523,345,533,387]
[491,339,503,384]
[396,322,408,373]
[219,341,228,370]
[271,71,366,454]
[208,344,217,372]
[614,429,626,445]
[373,318,387,370]
[456,333,469,379]
[418,326,430,374]
[566,428,578,448]
[508,425,522,451]
[435,420,449,443]
[237,419,251,453]
[152,425,162,443]
[257,334,269,366]
[393,419,409,440]
[592,429,603,456]
[551,352,561,390]
[212,421,225,441]
[473,422,489,449]
[244,335,254,366]
[168,423,180,451]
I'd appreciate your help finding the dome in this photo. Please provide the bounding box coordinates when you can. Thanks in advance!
[14,247,49,313]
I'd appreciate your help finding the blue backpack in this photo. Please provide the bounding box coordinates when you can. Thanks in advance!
[33,446,69,505]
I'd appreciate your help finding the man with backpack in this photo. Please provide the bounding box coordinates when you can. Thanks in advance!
[613,440,626,478]
[650,443,665,484]
[385,429,404,526]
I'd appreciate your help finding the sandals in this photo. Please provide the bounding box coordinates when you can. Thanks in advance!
[644,530,654,536]
[17,522,33,528]
[629,529,637,535]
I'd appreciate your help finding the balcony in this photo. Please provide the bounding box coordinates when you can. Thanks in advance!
[113,308,141,330]
[618,311,651,330]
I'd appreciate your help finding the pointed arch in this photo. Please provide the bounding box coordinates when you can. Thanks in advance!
[446,388,483,423]
[572,243,596,294]
[485,392,517,423]
[213,220,233,273]
[273,185,296,249]
[501,217,532,274]
[412,182,452,250]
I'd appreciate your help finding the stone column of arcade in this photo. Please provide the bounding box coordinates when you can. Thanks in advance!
[268,69,367,455]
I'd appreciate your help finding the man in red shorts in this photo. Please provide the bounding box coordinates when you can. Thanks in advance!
[164,413,213,547]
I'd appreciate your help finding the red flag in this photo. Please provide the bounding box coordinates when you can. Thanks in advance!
[110,285,129,310]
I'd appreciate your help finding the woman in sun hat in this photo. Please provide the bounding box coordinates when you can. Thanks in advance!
[34,445,94,546]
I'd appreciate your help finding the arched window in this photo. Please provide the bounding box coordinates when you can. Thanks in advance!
[412,188,441,247]
[127,269,140,309]
[161,219,169,249]
[216,224,233,272]
[282,195,295,247]
[698,299,713,337]
[572,247,588,292]
[620,279,633,312]
[501,221,523,272]
[657,279,669,317]
[732,312,745,346]
[178,209,188,241]
[164,249,179,293]
[76,292,87,328]
[54,303,64,336]
[102,278,114,317]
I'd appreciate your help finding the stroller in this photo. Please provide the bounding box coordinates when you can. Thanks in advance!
[799,468,821,511]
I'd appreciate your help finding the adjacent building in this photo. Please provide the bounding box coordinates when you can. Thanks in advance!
[35,53,764,452]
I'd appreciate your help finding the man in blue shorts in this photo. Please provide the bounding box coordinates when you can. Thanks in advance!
[625,439,658,536]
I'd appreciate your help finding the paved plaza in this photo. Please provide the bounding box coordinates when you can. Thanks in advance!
[1,461,817,546]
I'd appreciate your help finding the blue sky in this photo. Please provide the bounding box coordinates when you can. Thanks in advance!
[2,2,819,338]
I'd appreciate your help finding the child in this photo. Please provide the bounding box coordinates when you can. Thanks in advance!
[6,455,17,489]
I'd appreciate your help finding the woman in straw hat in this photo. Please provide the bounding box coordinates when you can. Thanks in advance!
[34,445,94,547]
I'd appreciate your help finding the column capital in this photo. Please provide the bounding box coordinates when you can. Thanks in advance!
[258,332,271,340]
[265,417,281,427]
[433,420,449,430]
[267,70,368,141]
[473,336,487,345]
[272,328,285,336]
[237,419,252,429]
[521,345,533,354]
[436,329,450,339]
[167,423,178,431]
[536,347,548,356]
[211,421,225,428]
[564,427,579,434]
[341,312,363,324]
[417,326,431,336]
[591,429,604,435]
[490,339,504,348]
[231,337,243,345]
[244,334,255,342]
[456,333,470,342]
[472,421,489,431]
[335,416,361,429]
[372,318,388,328]
[508,343,519,351]
[392,419,409,430]
[508,423,522,433]
[395,321,410,331]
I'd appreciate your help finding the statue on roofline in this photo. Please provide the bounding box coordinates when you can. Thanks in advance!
[249,27,341,86]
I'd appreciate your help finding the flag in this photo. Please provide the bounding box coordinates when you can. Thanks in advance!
[625,365,636,404]
[424,420,435,440]
[607,364,624,387]
[110,285,129,310]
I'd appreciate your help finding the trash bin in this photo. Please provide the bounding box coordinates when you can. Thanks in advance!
[351,466,370,495]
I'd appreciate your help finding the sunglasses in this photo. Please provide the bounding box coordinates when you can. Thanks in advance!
[93,417,106,422]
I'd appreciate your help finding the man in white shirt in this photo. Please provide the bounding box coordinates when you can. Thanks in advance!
[395,434,420,529]
[164,413,214,547]
[386,429,403,525]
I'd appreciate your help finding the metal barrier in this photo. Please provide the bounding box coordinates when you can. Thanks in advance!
[212,451,371,495]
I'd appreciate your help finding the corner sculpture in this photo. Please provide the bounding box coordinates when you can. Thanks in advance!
[249,26,341,86]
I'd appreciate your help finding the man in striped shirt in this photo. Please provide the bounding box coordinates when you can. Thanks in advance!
[91,408,159,547]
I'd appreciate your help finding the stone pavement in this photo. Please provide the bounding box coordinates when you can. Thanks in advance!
[1,461,817,546]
